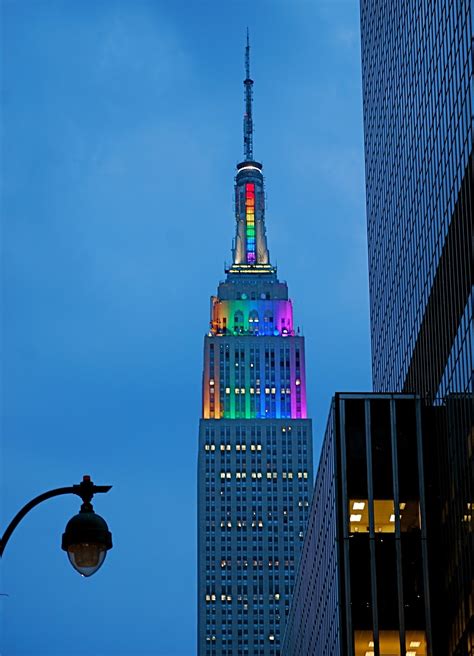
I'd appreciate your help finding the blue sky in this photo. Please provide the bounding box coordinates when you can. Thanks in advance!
[1,1,370,654]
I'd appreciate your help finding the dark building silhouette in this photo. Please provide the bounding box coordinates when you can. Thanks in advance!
[282,394,432,656]
[197,37,313,656]
[360,2,473,654]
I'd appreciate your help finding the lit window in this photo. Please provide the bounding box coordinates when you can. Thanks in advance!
[374,500,395,533]
[350,514,362,522]
[353,501,365,510]
[295,379,301,386]
[409,643,421,648]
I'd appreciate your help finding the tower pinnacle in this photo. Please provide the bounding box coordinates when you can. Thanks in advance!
[243,30,254,161]
[230,33,273,274]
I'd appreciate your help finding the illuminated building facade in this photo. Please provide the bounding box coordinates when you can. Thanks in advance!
[197,38,313,656]
[282,394,432,656]
[360,3,473,654]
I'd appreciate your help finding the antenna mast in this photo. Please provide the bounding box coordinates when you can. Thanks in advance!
[243,30,254,161]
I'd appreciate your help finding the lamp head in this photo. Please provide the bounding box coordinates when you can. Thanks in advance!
[62,504,112,577]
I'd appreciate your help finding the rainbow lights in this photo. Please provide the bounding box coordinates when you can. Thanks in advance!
[245,183,256,264]
[202,333,308,420]
[210,299,294,336]
[203,296,307,420]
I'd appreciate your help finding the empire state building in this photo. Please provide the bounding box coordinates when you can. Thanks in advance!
[198,37,314,656]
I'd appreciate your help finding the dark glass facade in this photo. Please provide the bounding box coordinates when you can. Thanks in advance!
[282,394,432,656]
[360,0,473,397]
[360,3,473,653]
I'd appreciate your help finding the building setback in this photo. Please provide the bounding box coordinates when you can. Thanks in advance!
[197,38,313,656]
[282,393,432,656]
[360,3,473,653]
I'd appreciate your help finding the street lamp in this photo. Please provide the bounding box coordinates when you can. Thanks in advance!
[0,475,113,577]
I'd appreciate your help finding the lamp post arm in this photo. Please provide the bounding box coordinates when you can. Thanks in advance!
[0,486,76,557]
[0,477,112,557]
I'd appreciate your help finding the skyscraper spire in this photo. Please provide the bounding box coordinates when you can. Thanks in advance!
[243,29,254,161]
[230,32,273,274]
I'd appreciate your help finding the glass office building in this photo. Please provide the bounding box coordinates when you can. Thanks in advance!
[197,40,313,656]
[360,0,472,398]
[282,394,432,656]
[360,3,473,653]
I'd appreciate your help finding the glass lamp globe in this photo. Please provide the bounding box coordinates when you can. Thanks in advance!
[66,542,108,577]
